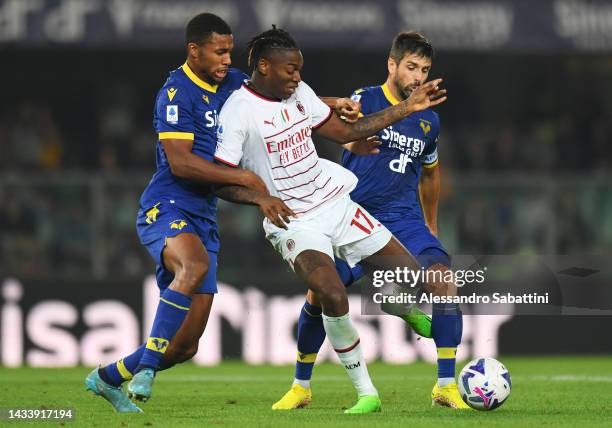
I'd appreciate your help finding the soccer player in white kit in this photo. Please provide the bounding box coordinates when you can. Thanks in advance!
[214,27,447,414]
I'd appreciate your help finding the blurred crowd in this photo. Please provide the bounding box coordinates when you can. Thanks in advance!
[2,96,609,278]
[2,98,611,174]
[1,50,611,278]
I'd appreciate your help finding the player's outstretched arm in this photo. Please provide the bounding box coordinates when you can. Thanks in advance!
[214,184,296,230]
[419,163,440,236]
[315,79,447,143]
[161,138,267,193]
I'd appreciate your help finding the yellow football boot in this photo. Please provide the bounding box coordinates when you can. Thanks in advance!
[431,382,471,409]
[272,384,312,410]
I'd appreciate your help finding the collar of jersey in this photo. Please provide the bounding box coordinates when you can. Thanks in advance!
[181,63,218,93]
[381,83,400,106]
[242,82,282,102]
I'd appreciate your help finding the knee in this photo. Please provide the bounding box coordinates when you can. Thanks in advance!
[422,264,460,296]
[315,282,347,316]
[324,288,347,308]
[174,259,209,292]
[427,280,450,296]
[426,281,456,298]
[298,257,348,315]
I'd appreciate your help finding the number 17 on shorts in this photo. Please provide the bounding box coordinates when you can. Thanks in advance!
[350,207,380,235]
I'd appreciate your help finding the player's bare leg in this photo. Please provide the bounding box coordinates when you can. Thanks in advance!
[362,238,468,409]
[128,233,209,402]
[163,293,214,365]
[287,250,381,414]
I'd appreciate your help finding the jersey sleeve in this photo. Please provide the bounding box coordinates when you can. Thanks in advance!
[214,97,248,167]
[155,83,195,140]
[422,113,440,168]
[298,81,333,129]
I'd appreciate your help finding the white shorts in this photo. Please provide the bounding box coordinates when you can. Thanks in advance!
[263,194,392,269]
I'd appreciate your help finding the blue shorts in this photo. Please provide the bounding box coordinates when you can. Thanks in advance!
[387,218,450,269]
[335,218,449,286]
[136,201,219,294]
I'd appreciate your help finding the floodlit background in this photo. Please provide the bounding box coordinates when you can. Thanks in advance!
[1,0,611,367]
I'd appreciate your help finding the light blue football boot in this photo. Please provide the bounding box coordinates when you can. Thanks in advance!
[127,368,155,402]
[85,368,142,413]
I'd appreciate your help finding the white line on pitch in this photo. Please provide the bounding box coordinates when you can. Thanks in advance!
[156,374,612,383]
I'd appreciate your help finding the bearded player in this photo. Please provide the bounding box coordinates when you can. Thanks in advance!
[273,31,468,411]
[213,27,450,414]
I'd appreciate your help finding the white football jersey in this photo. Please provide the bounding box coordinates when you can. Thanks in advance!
[215,81,358,218]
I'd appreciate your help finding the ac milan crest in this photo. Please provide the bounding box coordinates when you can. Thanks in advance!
[286,239,296,251]
[296,100,306,116]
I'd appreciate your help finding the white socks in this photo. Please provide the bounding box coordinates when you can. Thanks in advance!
[322,313,378,397]
[293,378,310,389]
[438,377,456,387]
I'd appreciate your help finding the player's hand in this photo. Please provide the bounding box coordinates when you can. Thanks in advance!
[334,98,361,123]
[344,135,382,155]
[239,170,269,195]
[255,195,296,229]
[405,78,447,112]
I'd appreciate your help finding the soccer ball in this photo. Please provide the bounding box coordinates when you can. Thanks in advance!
[458,358,511,410]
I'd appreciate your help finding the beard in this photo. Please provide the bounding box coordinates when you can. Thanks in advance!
[393,79,412,101]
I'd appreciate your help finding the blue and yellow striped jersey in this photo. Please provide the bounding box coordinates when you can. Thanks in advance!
[139,64,247,221]
[342,83,440,223]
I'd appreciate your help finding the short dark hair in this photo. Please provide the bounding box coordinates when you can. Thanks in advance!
[247,26,298,69]
[389,31,434,62]
[185,13,231,45]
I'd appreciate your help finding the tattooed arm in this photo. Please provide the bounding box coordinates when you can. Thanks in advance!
[215,184,296,230]
[215,184,264,206]
[315,79,447,143]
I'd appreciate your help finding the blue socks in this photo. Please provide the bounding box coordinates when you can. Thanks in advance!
[98,288,193,386]
[294,302,326,383]
[137,288,191,372]
[431,302,463,386]
[98,344,177,387]
[99,345,146,387]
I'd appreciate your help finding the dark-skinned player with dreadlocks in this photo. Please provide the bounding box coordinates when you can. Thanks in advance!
[275,31,469,411]
[84,13,372,414]
[214,27,448,414]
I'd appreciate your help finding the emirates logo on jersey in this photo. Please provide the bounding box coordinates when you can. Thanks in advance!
[286,239,296,251]
[296,100,306,116]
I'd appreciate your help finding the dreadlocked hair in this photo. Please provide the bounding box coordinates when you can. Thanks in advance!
[247,25,298,70]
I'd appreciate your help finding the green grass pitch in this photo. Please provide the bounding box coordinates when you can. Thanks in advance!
[1,356,611,427]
